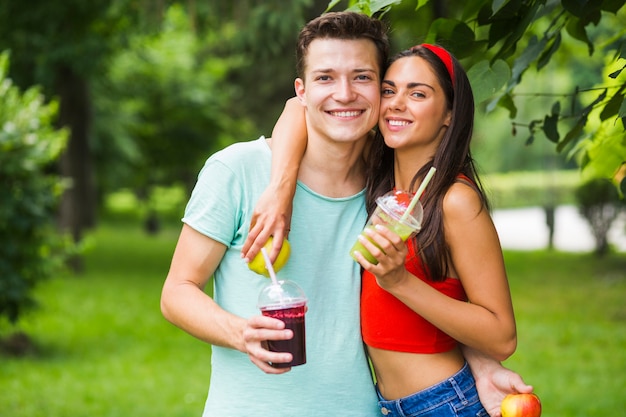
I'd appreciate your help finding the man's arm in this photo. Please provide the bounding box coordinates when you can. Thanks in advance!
[463,345,534,417]
[241,97,306,263]
[161,224,294,374]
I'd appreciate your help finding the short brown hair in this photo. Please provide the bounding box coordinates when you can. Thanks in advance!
[295,12,389,80]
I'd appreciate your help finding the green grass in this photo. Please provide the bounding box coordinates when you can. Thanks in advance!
[502,251,626,417]
[1,222,625,416]
[0,222,210,417]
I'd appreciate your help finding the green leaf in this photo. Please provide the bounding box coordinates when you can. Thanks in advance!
[371,0,402,11]
[424,19,481,61]
[537,32,562,70]
[477,3,494,25]
[600,92,625,121]
[558,89,609,151]
[326,0,343,12]
[619,97,626,129]
[415,0,430,12]
[581,132,626,180]
[461,0,486,20]
[601,0,626,13]
[426,18,476,57]
[488,16,516,48]
[490,2,542,60]
[562,0,589,17]
[511,35,546,83]
[608,63,626,79]
[543,101,561,142]
[491,0,523,19]
[566,17,594,55]
[495,93,518,118]
[344,0,401,15]
[468,59,511,104]
[557,116,586,152]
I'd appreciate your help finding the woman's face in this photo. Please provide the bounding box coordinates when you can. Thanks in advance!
[378,56,451,154]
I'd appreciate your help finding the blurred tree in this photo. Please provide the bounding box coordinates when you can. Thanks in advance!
[575,178,625,256]
[94,4,253,231]
[0,52,71,325]
[330,0,626,193]
[0,0,325,244]
[0,0,139,270]
[211,0,327,136]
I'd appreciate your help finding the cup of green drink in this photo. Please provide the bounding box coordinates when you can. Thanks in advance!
[350,190,424,264]
[351,167,436,264]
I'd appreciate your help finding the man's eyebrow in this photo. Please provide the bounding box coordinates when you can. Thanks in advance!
[311,68,377,74]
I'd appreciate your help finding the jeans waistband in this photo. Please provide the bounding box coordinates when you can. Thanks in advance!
[376,362,477,416]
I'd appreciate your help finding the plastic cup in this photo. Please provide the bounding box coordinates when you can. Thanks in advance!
[257,280,307,368]
[350,190,424,264]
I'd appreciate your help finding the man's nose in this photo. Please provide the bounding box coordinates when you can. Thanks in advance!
[333,79,358,102]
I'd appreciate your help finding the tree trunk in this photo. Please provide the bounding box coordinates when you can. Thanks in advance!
[56,65,97,272]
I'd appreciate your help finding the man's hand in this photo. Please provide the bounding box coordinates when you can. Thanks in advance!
[243,315,294,374]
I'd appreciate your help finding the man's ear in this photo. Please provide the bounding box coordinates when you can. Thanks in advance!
[294,78,306,104]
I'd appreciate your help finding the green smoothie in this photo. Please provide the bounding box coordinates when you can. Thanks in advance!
[349,197,421,265]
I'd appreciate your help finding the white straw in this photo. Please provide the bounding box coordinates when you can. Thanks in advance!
[401,167,436,222]
[261,248,279,285]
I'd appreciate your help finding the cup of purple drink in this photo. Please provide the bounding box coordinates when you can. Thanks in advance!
[257,279,307,368]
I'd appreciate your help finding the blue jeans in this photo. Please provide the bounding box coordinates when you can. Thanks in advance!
[376,362,488,417]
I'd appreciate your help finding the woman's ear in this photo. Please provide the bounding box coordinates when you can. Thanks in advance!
[443,109,452,128]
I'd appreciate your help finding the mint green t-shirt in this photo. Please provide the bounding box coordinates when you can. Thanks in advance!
[182,137,378,416]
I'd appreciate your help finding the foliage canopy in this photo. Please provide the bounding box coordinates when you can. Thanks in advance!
[330,0,626,194]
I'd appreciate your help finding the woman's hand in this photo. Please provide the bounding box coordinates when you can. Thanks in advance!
[352,225,409,289]
[241,183,293,264]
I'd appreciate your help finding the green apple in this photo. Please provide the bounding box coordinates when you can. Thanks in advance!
[248,237,291,277]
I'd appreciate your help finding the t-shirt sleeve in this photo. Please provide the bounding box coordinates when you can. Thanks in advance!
[182,157,244,248]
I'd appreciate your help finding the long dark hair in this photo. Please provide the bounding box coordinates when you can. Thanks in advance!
[364,45,490,282]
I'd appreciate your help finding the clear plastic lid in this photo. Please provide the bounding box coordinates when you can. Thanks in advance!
[257,280,307,310]
[376,190,424,228]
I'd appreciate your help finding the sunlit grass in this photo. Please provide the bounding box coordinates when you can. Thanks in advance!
[503,251,626,417]
[1,221,209,417]
[1,223,625,416]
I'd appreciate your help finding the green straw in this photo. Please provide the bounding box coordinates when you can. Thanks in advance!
[401,167,436,222]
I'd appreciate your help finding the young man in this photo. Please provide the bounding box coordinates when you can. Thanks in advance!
[161,12,389,416]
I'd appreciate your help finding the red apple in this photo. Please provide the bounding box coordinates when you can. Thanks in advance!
[501,393,541,417]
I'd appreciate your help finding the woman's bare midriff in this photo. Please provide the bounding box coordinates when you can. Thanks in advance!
[368,345,466,400]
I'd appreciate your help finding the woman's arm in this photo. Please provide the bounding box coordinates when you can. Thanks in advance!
[241,97,307,263]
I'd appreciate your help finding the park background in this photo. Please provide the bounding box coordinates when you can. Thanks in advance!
[1,1,625,416]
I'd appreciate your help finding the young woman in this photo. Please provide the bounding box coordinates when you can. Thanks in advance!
[244,45,521,417]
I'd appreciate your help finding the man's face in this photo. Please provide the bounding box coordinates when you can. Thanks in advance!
[295,38,381,145]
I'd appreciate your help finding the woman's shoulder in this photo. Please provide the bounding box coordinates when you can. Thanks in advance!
[442,179,485,221]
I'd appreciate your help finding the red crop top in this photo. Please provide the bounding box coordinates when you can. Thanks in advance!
[361,238,467,353]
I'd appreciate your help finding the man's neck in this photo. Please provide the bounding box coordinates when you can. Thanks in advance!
[298,135,367,198]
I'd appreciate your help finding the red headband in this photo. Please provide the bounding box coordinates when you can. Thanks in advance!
[420,44,455,86]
